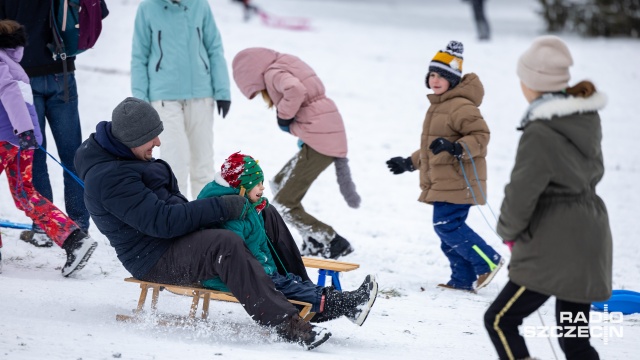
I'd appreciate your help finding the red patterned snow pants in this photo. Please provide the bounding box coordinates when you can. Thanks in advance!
[0,142,79,247]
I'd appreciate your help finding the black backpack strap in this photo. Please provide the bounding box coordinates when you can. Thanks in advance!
[49,0,70,102]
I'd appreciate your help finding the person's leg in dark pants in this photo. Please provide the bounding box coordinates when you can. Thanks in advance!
[470,0,491,40]
[30,73,89,231]
[556,299,600,360]
[484,281,550,360]
[262,205,312,282]
[141,229,298,326]
[271,272,324,312]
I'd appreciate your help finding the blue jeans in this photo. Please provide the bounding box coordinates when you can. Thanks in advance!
[433,202,501,289]
[30,73,89,231]
[271,272,324,312]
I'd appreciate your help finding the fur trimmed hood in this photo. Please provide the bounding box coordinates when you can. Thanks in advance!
[522,91,607,124]
[520,91,607,159]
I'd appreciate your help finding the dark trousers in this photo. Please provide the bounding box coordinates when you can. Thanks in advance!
[433,202,501,289]
[262,205,312,282]
[272,145,336,246]
[141,229,298,326]
[31,73,90,231]
[484,281,600,360]
[470,0,490,40]
[271,272,324,312]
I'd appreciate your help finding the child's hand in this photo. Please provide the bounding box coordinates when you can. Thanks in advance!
[386,156,415,174]
[429,138,463,158]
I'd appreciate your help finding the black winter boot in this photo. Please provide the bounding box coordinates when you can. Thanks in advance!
[275,313,331,350]
[61,230,98,277]
[300,237,325,256]
[316,275,378,326]
[323,233,354,259]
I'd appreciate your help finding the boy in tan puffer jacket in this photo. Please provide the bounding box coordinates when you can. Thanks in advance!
[386,40,503,292]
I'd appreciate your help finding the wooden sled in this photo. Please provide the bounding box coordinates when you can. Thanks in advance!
[116,277,315,324]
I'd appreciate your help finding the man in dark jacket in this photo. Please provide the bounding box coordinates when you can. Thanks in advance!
[0,0,108,245]
[74,97,331,350]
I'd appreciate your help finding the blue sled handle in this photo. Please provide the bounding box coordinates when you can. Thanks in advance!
[0,219,32,230]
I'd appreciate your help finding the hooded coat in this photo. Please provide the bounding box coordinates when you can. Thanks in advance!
[0,46,43,147]
[232,47,347,158]
[74,122,237,278]
[497,91,612,303]
[410,73,489,205]
[197,176,278,291]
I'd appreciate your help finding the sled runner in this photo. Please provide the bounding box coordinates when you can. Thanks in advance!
[116,277,315,324]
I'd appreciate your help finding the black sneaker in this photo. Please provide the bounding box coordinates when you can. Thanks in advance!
[300,237,325,256]
[275,313,331,350]
[322,234,354,259]
[61,230,98,277]
[20,227,53,248]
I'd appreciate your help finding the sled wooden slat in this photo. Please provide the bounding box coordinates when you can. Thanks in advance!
[302,257,360,290]
[117,277,315,323]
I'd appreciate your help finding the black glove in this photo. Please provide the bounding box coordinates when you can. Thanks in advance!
[216,100,231,118]
[220,194,248,220]
[386,156,415,175]
[17,130,38,150]
[277,115,294,133]
[429,138,463,158]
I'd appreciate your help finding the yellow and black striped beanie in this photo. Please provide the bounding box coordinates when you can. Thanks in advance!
[426,40,464,89]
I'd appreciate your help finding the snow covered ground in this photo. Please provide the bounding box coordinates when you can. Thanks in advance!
[1,0,639,359]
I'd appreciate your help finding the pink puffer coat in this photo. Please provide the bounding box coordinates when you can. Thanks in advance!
[232,48,348,157]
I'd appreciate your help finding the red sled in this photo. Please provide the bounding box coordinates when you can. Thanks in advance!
[258,10,311,31]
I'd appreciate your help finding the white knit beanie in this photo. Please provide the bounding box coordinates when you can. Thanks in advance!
[517,35,573,92]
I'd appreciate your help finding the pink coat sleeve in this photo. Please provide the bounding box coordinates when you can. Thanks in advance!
[271,70,307,120]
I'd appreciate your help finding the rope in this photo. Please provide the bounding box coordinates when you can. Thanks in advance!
[38,146,85,188]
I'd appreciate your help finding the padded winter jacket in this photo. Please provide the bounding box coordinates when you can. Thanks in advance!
[410,73,489,205]
[74,121,235,278]
[497,91,612,303]
[197,178,278,290]
[131,0,230,102]
[0,47,42,147]
[232,47,348,158]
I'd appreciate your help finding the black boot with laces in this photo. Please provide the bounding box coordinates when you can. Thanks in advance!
[275,313,331,350]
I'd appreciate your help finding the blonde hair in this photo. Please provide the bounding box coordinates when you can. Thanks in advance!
[565,80,596,98]
[260,90,274,109]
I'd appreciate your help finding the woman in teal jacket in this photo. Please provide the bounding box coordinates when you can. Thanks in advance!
[131,0,231,199]
[198,152,379,326]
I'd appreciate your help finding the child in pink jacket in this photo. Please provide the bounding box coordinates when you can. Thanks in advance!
[232,47,360,259]
[0,20,97,276]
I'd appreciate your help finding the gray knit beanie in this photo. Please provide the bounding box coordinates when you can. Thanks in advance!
[111,97,164,148]
[517,35,573,92]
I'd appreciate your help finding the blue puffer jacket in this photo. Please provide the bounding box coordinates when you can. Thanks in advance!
[74,121,234,278]
[131,0,230,102]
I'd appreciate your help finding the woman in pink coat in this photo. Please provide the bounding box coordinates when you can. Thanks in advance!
[232,47,360,259]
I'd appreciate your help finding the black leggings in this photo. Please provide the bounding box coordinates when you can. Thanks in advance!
[484,281,599,360]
